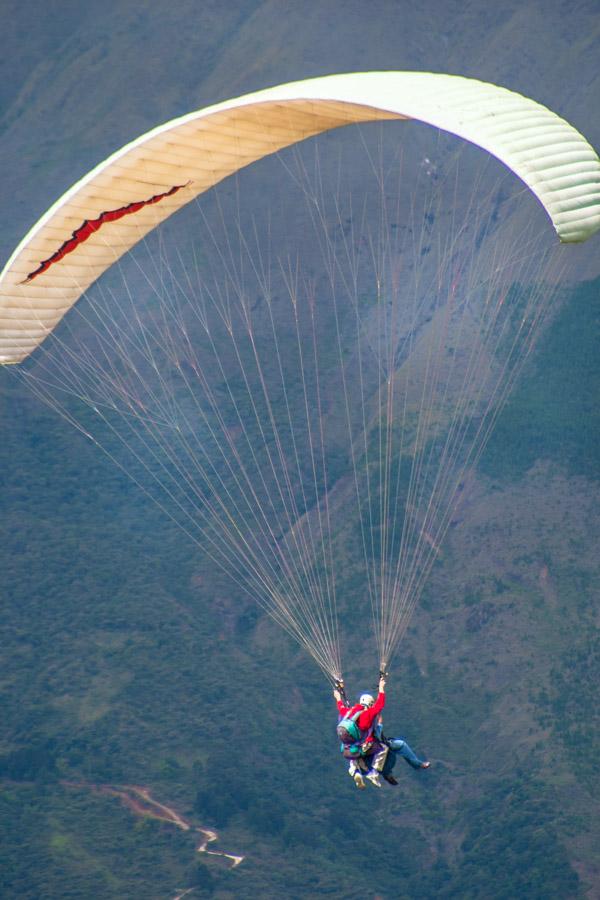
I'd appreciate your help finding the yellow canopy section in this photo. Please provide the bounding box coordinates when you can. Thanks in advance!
[1,71,599,363]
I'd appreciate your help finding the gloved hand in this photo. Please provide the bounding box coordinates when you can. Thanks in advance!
[378,676,386,693]
[333,689,342,702]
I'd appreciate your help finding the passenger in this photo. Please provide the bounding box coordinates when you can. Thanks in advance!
[375,717,430,785]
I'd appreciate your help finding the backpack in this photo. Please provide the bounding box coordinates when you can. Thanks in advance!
[336,708,364,746]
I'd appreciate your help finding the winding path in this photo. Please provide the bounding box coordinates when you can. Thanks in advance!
[127,786,244,868]
[62,780,244,897]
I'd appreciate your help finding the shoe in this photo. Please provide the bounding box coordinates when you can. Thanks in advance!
[383,774,399,785]
[366,770,382,788]
[353,771,366,789]
[420,761,431,769]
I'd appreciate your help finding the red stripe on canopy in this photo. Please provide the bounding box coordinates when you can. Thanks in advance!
[23,182,190,283]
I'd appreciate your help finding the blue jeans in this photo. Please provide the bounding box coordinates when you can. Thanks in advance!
[382,737,425,773]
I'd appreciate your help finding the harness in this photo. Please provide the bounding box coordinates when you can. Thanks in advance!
[336,706,376,758]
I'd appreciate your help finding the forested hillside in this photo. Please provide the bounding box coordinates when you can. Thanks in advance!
[1,3,599,898]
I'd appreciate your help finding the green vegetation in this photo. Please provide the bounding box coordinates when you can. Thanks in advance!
[481,278,600,481]
[439,776,581,899]
[536,629,600,786]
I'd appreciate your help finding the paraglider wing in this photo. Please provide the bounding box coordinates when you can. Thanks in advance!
[1,71,600,364]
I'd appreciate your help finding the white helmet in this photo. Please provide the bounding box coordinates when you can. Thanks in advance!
[359,693,375,707]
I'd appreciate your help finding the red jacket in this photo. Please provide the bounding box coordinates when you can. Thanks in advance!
[337,692,385,742]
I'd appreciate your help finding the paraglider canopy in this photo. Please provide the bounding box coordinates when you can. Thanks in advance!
[1,71,600,364]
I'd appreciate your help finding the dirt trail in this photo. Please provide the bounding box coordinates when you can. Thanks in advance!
[128,786,244,868]
[63,781,244,875]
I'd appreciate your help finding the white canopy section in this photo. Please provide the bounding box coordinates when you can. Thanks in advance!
[1,70,599,364]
